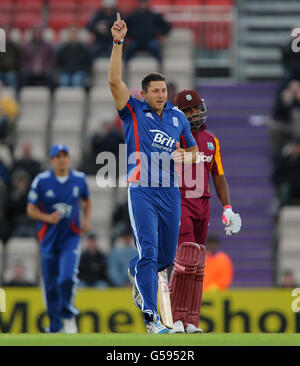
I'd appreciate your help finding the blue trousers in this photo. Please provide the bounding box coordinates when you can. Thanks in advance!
[41,236,81,332]
[128,185,181,318]
[0,72,18,89]
[59,71,87,87]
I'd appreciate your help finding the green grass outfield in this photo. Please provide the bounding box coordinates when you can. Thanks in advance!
[0,333,300,346]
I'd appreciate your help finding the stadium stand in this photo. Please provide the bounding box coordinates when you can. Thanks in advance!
[85,176,115,253]
[16,87,51,163]
[200,82,276,287]
[13,0,44,30]
[87,86,115,134]
[77,1,102,28]
[127,57,160,89]
[277,206,300,286]
[47,11,76,31]
[58,27,90,44]
[51,88,86,168]
[163,28,193,60]
[1,0,298,290]
[1,86,15,99]
[163,29,194,90]
[237,0,300,80]
[2,237,40,285]
[0,0,235,80]
[92,59,110,88]
[8,27,22,43]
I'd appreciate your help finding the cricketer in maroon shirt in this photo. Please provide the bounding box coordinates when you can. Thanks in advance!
[175,91,228,246]
[170,89,240,334]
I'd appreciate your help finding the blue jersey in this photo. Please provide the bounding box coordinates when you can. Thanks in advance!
[27,169,90,249]
[118,96,196,187]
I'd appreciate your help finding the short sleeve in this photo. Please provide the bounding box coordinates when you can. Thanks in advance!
[181,116,197,148]
[81,175,90,200]
[27,176,41,205]
[210,137,224,176]
[117,95,138,121]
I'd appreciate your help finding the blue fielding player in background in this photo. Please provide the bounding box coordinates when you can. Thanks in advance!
[109,13,198,333]
[27,144,92,333]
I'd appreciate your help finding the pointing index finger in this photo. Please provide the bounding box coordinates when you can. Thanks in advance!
[117,12,121,21]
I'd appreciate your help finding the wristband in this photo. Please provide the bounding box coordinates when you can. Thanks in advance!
[223,205,232,210]
[113,39,124,45]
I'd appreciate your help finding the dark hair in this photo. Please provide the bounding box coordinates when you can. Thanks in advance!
[141,72,166,92]
[88,232,97,240]
[283,270,294,276]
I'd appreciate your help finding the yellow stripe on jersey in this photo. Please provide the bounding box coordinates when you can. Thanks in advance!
[213,137,224,175]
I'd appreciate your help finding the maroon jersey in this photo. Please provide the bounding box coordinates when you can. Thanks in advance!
[179,126,224,198]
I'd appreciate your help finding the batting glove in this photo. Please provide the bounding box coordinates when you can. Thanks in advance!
[222,205,242,236]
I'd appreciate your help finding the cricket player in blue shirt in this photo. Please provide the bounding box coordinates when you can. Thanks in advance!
[27,144,91,333]
[109,13,199,334]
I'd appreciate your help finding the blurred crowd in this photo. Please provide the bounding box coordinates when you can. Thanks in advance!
[3,0,299,289]
[0,139,139,287]
[0,83,140,286]
[0,0,171,92]
[270,34,300,211]
[0,0,174,288]
[2,219,236,291]
[0,142,41,245]
[267,35,300,288]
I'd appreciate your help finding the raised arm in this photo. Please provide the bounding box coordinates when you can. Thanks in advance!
[108,12,130,110]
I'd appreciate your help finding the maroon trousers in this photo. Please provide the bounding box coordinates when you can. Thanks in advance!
[169,196,209,327]
[178,196,210,246]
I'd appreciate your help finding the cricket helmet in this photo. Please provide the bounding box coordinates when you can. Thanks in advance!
[174,89,207,128]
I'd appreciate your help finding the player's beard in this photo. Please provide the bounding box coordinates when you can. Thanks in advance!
[153,101,166,114]
[146,97,166,115]
[191,126,202,133]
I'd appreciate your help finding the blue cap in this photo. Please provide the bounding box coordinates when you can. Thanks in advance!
[50,143,69,158]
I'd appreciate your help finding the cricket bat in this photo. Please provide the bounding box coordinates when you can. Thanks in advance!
[158,269,173,328]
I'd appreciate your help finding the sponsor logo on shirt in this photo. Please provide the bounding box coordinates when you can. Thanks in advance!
[198,154,213,163]
[149,129,176,152]
[52,203,72,218]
